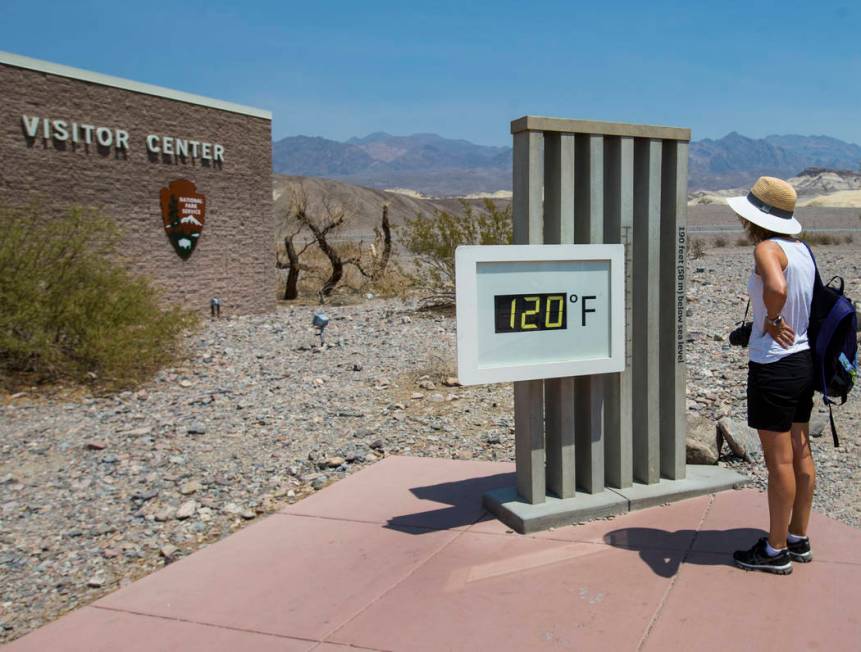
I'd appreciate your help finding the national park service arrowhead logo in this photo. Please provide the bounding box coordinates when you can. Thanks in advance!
[160,179,206,260]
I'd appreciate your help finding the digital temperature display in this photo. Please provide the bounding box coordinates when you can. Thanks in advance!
[455,244,624,385]
[494,293,567,333]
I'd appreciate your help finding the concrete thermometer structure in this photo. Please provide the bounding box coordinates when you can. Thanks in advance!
[458,116,746,534]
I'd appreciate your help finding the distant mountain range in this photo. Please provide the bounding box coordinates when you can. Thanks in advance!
[272,132,509,196]
[272,131,861,195]
[688,133,861,190]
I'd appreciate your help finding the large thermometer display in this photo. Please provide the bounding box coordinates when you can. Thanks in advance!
[455,244,624,385]
[494,293,568,333]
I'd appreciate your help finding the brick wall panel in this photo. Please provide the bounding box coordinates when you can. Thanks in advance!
[0,64,275,315]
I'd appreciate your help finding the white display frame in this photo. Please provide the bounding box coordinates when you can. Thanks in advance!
[455,244,625,385]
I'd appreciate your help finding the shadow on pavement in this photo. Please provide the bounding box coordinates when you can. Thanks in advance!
[385,472,515,533]
[603,527,768,577]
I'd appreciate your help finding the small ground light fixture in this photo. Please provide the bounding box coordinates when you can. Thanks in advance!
[312,310,330,346]
[210,297,221,318]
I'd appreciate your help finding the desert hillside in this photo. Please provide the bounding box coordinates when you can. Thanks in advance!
[272,175,509,243]
[689,168,861,208]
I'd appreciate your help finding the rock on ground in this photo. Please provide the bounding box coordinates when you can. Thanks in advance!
[716,417,757,461]
[686,415,719,465]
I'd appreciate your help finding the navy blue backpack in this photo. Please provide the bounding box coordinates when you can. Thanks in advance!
[802,242,858,446]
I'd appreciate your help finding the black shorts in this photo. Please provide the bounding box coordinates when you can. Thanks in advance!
[747,349,815,432]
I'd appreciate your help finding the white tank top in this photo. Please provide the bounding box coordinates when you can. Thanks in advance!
[747,238,815,364]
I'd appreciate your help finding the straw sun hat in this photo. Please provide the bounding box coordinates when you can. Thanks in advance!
[727,176,802,235]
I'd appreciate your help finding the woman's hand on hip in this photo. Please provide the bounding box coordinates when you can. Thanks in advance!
[765,319,796,348]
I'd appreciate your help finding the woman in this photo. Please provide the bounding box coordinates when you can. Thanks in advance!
[727,176,816,575]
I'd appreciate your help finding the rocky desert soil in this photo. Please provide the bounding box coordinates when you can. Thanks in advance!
[1,244,859,643]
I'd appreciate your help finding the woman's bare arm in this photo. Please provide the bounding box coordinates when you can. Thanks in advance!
[754,240,795,348]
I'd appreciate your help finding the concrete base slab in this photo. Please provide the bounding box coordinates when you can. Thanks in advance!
[484,465,749,534]
[483,486,628,534]
[614,464,750,511]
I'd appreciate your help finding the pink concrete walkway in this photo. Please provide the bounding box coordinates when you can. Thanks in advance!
[6,456,861,651]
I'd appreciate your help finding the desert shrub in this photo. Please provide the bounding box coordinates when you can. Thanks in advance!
[799,232,836,246]
[366,259,413,298]
[407,352,458,386]
[845,234,854,244]
[688,237,705,259]
[735,237,750,247]
[401,199,512,301]
[713,236,728,248]
[0,204,197,389]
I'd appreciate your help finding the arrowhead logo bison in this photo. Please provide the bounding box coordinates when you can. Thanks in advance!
[160,179,206,260]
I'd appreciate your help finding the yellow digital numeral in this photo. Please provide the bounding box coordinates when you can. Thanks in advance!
[520,296,540,329]
[545,295,564,328]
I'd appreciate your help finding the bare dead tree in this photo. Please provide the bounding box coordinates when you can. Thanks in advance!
[369,203,392,280]
[341,202,393,283]
[276,188,315,300]
[281,235,301,300]
[295,196,356,300]
[276,228,315,300]
[278,185,396,302]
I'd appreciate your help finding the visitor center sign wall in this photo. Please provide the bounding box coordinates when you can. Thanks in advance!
[0,50,275,315]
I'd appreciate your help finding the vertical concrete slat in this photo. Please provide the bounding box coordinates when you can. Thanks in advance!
[513,131,544,246]
[659,141,688,479]
[543,132,576,498]
[602,136,634,489]
[512,130,546,503]
[543,132,576,245]
[573,134,605,494]
[544,377,576,497]
[514,380,545,503]
[632,138,662,485]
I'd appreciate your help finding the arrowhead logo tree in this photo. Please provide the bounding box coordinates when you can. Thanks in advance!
[160,179,206,260]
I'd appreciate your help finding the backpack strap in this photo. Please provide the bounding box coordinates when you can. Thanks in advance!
[802,240,829,395]
[825,276,845,294]
[800,241,825,292]
[828,403,840,447]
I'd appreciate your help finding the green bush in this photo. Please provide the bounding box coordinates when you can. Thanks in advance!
[401,199,512,299]
[0,204,197,389]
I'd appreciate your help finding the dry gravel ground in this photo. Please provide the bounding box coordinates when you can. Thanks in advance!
[1,245,860,643]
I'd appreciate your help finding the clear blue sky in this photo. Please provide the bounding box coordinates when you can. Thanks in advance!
[2,0,859,146]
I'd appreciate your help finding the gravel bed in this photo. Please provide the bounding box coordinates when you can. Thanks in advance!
[1,247,859,642]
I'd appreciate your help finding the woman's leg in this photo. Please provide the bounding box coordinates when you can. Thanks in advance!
[788,422,816,536]
[758,428,795,549]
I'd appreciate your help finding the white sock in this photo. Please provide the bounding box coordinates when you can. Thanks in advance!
[765,540,786,557]
[787,532,808,543]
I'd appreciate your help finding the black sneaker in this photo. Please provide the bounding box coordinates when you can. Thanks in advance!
[787,536,813,563]
[733,537,793,575]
